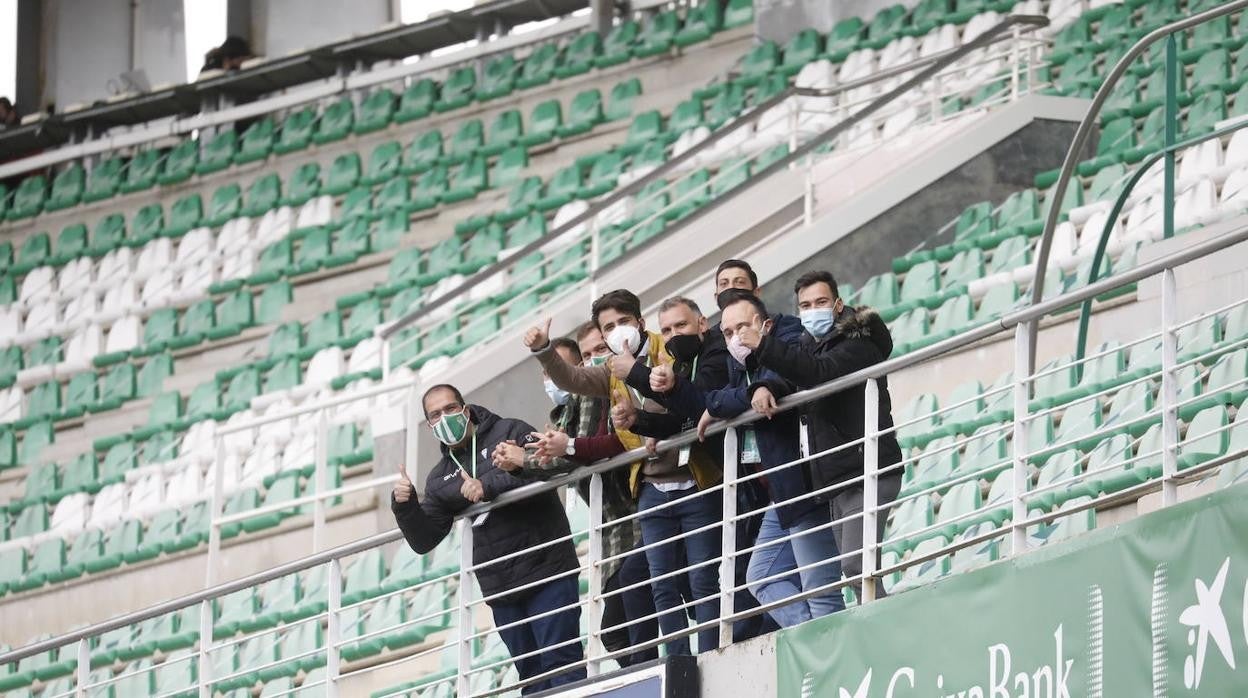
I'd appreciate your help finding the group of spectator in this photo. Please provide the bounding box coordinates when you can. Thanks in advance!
[390,259,902,694]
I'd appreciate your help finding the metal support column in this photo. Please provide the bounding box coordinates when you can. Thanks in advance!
[197,599,213,698]
[326,560,343,698]
[586,473,605,676]
[313,409,329,552]
[1160,268,1180,505]
[74,638,89,697]
[455,518,476,697]
[718,427,740,647]
[861,379,880,603]
[205,436,227,586]
[1163,34,1178,240]
[1010,322,1032,555]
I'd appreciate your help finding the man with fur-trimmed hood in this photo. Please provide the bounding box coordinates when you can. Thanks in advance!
[734,270,904,600]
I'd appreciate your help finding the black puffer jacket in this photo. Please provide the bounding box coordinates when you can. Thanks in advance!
[391,405,578,603]
[753,307,904,495]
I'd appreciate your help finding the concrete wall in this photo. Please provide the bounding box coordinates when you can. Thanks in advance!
[251,0,393,58]
[755,0,921,43]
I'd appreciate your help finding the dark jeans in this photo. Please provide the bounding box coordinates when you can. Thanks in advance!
[601,547,660,666]
[638,482,721,656]
[491,574,587,694]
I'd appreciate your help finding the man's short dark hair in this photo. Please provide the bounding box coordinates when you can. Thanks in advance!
[220,36,252,60]
[551,337,580,358]
[718,288,768,317]
[0,98,12,110]
[716,259,758,289]
[794,270,840,299]
[591,289,642,328]
[658,296,702,316]
[421,384,466,418]
[574,320,600,343]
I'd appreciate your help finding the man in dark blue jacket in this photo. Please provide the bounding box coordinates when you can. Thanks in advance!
[392,384,585,694]
[649,290,844,627]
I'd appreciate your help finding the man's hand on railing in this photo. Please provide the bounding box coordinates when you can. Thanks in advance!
[492,440,526,472]
[611,387,637,431]
[644,437,658,456]
[751,386,778,419]
[394,463,414,503]
[459,470,484,503]
[696,409,716,442]
[531,429,570,464]
[524,318,553,351]
[650,364,675,393]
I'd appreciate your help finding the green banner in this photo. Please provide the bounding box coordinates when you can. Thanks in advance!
[776,485,1248,697]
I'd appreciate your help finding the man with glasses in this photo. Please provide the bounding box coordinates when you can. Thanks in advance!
[392,384,585,694]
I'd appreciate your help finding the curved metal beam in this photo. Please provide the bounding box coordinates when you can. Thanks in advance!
[1028,0,1248,375]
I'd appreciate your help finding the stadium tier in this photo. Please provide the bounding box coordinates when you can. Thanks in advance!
[2,0,1248,696]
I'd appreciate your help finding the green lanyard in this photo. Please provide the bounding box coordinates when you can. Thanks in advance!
[447,432,477,478]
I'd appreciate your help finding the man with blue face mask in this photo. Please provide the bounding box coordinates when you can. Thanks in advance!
[391,384,585,694]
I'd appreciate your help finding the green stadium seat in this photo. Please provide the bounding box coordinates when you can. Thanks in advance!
[1190,49,1231,95]
[203,184,242,228]
[445,119,484,164]
[304,311,344,356]
[131,203,165,244]
[1179,405,1229,471]
[7,175,45,220]
[403,131,444,174]
[51,223,88,264]
[355,88,396,134]
[28,337,63,369]
[338,187,374,226]
[518,100,561,149]
[314,98,355,145]
[443,156,487,204]
[483,109,523,157]
[364,141,403,186]
[244,173,282,217]
[1187,92,1227,135]
[235,117,276,164]
[168,502,208,553]
[157,140,198,186]
[667,97,705,138]
[21,537,65,588]
[395,78,437,123]
[342,548,386,606]
[251,239,292,284]
[263,357,301,394]
[83,157,124,203]
[633,10,678,58]
[865,3,908,49]
[335,218,372,263]
[556,32,601,78]
[12,502,49,538]
[146,390,183,430]
[274,107,317,154]
[705,83,746,129]
[252,574,303,633]
[533,164,580,212]
[197,130,238,175]
[325,153,362,196]
[665,168,709,220]
[477,53,518,101]
[45,165,84,212]
[59,528,101,582]
[120,149,162,194]
[676,2,722,47]
[437,66,477,112]
[25,381,61,422]
[1048,17,1091,65]
[622,110,665,154]
[154,648,198,697]
[16,231,50,271]
[1085,432,1147,496]
[738,41,780,87]
[65,372,97,418]
[258,281,292,324]
[596,20,639,68]
[517,42,560,89]
[490,145,529,189]
[1079,116,1136,176]
[285,163,322,207]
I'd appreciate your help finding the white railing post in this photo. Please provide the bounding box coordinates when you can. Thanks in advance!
[75,638,89,698]
[861,378,880,603]
[455,518,475,697]
[326,560,342,698]
[803,154,814,226]
[313,409,329,552]
[586,473,605,676]
[589,216,602,278]
[1009,25,1021,100]
[1160,268,1180,506]
[379,327,392,381]
[205,435,226,587]
[718,426,740,647]
[197,599,213,698]
[1010,321,1032,555]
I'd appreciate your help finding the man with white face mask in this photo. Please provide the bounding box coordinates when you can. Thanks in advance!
[392,384,585,693]
[524,290,725,657]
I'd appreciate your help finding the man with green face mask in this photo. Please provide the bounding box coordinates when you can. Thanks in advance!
[391,384,585,694]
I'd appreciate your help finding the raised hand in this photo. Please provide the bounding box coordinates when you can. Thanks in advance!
[524,318,553,351]
[751,386,778,419]
[492,440,525,471]
[737,314,764,350]
[696,409,716,442]
[650,364,675,393]
[608,353,635,380]
[533,429,570,464]
[644,437,658,456]
[611,387,637,431]
[394,463,414,503]
[459,469,485,503]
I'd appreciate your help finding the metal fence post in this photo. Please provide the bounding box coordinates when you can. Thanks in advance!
[75,638,89,698]
[586,473,605,676]
[313,409,329,553]
[205,435,226,587]
[326,560,342,698]
[1160,268,1180,505]
[456,518,475,697]
[1009,25,1021,100]
[1010,321,1033,555]
[379,328,392,381]
[1163,33,1177,239]
[718,426,740,648]
[861,378,880,603]
[197,599,213,698]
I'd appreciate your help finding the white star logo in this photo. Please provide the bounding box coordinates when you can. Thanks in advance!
[839,669,871,698]
[1179,557,1237,688]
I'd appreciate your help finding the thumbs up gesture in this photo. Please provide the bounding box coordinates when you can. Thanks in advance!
[524,318,553,351]
[394,463,414,503]
[611,387,637,431]
[650,364,675,393]
[459,469,485,503]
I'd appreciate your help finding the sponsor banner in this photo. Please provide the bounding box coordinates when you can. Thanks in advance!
[776,485,1248,697]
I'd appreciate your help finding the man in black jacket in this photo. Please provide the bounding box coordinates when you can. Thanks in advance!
[392,384,585,693]
[737,271,904,600]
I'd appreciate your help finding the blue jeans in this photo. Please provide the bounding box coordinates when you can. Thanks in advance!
[637,482,722,656]
[491,575,587,694]
[746,507,844,628]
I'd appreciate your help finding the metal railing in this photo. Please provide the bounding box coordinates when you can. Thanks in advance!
[1031,0,1248,373]
[3,209,1248,696]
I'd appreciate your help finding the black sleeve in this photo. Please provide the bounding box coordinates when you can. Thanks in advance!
[479,419,544,500]
[754,334,884,389]
[625,361,663,402]
[692,336,731,392]
[630,409,687,439]
[392,489,454,555]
